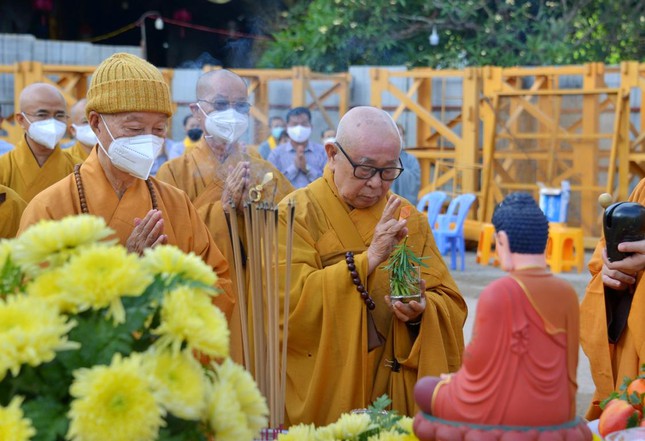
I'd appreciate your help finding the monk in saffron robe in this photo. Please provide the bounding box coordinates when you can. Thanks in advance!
[0,184,26,238]
[413,192,590,441]
[0,83,76,202]
[581,179,645,420]
[18,53,236,326]
[157,70,293,364]
[66,98,96,162]
[277,106,467,426]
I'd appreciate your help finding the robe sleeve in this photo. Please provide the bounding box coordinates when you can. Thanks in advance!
[0,187,27,238]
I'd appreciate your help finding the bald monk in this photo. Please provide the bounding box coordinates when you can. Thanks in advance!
[413,193,590,441]
[156,70,293,363]
[67,98,97,162]
[0,83,76,202]
[0,184,27,238]
[18,53,236,326]
[276,106,467,426]
[581,179,645,420]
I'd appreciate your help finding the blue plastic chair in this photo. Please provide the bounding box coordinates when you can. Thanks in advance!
[416,191,448,232]
[433,193,476,271]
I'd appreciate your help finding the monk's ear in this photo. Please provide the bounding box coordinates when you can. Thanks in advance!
[325,142,337,168]
[88,111,101,134]
[15,112,27,130]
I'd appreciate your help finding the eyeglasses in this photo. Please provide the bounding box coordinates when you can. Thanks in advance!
[197,99,251,115]
[22,111,69,122]
[334,141,404,181]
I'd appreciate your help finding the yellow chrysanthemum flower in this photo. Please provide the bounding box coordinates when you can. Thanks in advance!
[0,295,79,380]
[67,353,165,441]
[331,413,372,440]
[0,239,13,268]
[207,381,253,441]
[313,425,336,441]
[277,423,316,441]
[58,245,152,324]
[26,268,78,313]
[13,215,114,274]
[0,396,36,441]
[213,358,268,436]
[143,245,217,286]
[368,430,414,441]
[142,349,208,420]
[154,286,229,358]
[394,416,418,440]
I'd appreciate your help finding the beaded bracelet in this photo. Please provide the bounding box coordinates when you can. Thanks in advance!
[345,251,375,310]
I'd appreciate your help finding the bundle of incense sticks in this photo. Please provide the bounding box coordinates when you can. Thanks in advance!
[227,193,296,429]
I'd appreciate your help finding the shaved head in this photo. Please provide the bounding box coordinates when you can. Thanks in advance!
[196,69,246,100]
[70,98,88,125]
[19,83,66,112]
[336,106,401,153]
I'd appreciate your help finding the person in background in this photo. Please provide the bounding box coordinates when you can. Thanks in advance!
[0,117,15,155]
[321,127,336,144]
[276,106,466,426]
[0,83,76,202]
[257,115,286,160]
[67,98,98,162]
[268,107,327,189]
[18,53,236,338]
[390,123,421,207]
[170,114,202,158]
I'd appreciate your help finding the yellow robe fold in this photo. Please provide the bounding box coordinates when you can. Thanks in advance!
[0,184,27,238]
[581,178,645,419]
[278,167,467,426]
[67,141,91,162]
[0,136,76,202]
[17,148,236,329]
[156,139,294,364]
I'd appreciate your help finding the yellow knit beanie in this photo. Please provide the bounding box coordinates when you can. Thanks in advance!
[86,53,172,117]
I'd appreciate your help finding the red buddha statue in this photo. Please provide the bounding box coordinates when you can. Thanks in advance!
[413,192,592,441]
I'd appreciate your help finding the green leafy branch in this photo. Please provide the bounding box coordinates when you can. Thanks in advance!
[381,236,428,297]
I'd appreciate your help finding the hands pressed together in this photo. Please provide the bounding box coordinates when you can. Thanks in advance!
[126,209,167,255]
[221,161,251,212]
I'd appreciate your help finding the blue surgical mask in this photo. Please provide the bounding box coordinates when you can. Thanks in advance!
[271,127,284,140]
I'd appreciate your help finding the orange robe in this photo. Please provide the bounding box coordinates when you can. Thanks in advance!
[0,184,27,238]
[17,148,236,327]
[156,139,293,364]
[278,167,467,426]
[0,136,76,202]
[431,269,579,426]
[66,141,91,162]
[581,178,645,419]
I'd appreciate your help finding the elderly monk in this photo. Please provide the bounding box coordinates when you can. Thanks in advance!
[18,53,235,325]
[413,193,590,441]
[67,98,97,162]
[156,69,293,363]
[0,83,76,202]
[277,106,467,426]
[0,184,27,238]
[581,180,645,420]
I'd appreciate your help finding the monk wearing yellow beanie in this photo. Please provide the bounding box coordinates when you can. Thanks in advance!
[18,54,238,351]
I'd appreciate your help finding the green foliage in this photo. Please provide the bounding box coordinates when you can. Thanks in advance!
[382,236,428,298]
[258,0,645,71]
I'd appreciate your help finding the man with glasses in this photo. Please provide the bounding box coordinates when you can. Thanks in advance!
[268,107,327,189]
[0,83,76,202]
[156,69,293,364]
[276,106,467,426]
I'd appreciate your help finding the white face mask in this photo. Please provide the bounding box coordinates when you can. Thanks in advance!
[198,104,248,145]
[287,125,312,144]
[22,114,66,150]
[72,123,98,147]
[97,114,164,180]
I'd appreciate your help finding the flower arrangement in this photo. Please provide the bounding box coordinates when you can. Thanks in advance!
[0,215,268,441]
[277,396,419,441]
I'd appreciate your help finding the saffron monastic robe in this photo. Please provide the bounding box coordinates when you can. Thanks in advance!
[581,178,645,420]
[17,148,236,326]
[67,141,90,162]
[278,167,467,426]
[156,139,294,363]
[430,269,580,426]
[0,184,27,238]
[0,136,76,202]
